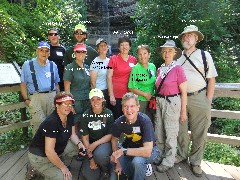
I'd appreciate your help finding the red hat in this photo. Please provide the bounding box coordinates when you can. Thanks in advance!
[56,96,75,103]
[74,44,87,52]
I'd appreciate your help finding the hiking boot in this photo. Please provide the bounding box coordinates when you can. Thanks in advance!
[25,163,38,180]
[191,164,202,177]
[174,155,187,164]
[145,163,153,177]
[156,164,171,173]
[153,156,163,166]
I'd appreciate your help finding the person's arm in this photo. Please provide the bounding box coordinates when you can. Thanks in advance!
[55,83,60,94]
[111,141,153,164]
[129,88,152,101]
[107,68,116,106]
[179,81,187,122]
[70,126,85,150]
[45,137,72,179]
[90,70,97,89]
[206,77,215,103]
[20,82,30,106]
[64,80,71,93]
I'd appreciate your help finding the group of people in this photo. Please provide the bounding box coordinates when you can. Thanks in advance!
[21,24,218,180]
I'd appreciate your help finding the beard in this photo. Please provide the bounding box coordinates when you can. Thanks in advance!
[182,40,196,50]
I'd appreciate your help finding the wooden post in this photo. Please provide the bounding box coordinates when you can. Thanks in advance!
[19,91,28,137]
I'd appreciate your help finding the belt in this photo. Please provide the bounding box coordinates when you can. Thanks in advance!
[157,93,180,103]
[30,90,55,95]
[187,87,206,96]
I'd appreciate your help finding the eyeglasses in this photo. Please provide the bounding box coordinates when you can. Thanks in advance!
[76,51,86,53]
[74,31,86,35]
[48,33,58,36]
[61,102,73,107]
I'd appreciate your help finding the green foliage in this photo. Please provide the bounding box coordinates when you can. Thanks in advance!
[204,143,240,166]
[0,0,86,64]
[211,118,240,136]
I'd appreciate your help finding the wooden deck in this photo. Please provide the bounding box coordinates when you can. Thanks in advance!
[0,148,239,180]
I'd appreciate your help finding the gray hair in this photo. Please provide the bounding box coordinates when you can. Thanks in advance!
[121,92,139,105]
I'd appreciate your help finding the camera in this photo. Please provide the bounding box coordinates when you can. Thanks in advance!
[76,148,86,161]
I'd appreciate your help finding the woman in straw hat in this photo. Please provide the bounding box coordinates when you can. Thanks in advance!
[153,40,187,173]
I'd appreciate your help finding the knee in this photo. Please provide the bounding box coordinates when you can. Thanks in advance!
[131,157,146,171]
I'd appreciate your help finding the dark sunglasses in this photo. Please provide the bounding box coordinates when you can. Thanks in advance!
[76,50,86,53]
[74,31,86,35]
[48,33,58,36]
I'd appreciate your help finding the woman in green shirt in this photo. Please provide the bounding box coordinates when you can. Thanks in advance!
[128,45,156,123]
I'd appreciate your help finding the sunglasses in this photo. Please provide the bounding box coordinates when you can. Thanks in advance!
[76,50,87,53]
[48,33,58,36]
[74,31,86,35]
[61,102,74,107]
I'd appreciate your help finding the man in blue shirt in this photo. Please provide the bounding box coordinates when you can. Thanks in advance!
[20,41,60,135]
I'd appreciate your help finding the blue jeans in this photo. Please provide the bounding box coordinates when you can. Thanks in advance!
[110,146,158,180]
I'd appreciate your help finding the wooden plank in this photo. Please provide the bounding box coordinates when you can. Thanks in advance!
[201,161,220,180]
[214,83,240,98]
[1,149,28,180]
[148,164,169,180]
[0,120,30,134]
[205,161,235,180]
[12,162,28,180]
[0,152,13,166]
[0,148,27,178]
[174,162,194,180]
[0,102,26,112]
[165,165,182,180]
[206,133,240,146]
[0,85,20,93]
[211,109,240,119]
[221,164,240,180]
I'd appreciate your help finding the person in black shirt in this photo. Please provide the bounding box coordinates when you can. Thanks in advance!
[110,92,157,180]
[27,92,86,180]
[48,28,66,91]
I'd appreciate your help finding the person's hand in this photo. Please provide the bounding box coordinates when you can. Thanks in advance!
[115,161,122,174]
[89,159,98,170]
[60,165,72,180]
[111,149,123,163]
[110,95,116,106]
[78,142,86,157]
[24,99,31,107]
[144,92,152,101]
[88,142,97,154]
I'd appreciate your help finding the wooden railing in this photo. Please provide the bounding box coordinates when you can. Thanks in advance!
[0,83,240,146]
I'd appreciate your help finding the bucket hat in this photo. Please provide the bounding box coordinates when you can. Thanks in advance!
[156,40,182,59]
[178,25,204,42]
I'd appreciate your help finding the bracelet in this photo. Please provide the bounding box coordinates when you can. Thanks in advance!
[88,156,93,160]
[77,141,82,146]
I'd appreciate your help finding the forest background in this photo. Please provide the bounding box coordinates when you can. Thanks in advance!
[0,0,239,166]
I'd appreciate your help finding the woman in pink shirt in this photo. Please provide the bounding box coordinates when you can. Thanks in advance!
[154,40,187,173]
[107,36,137,120]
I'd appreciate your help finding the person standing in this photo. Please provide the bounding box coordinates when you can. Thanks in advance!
[20,41,60,135]
[90,38,110,107]
[128,44,156,123]
[107,36,137,120]
[153,40,187,173]
[63,24,98,67]
[63,43,90,135]
[48,28,66,91]
[176,25,218,177]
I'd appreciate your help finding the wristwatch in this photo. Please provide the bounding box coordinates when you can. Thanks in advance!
[122,148,128,156]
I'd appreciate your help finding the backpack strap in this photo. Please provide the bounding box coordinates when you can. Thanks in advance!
[200,50,208,79]
[29,60,39,92]
[49,61,54,91]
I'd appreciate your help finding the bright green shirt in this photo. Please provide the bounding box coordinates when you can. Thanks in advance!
[128,62,156,101]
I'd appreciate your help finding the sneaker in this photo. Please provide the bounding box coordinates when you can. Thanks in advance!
[146,163,153,177]
[156,164,171,173]
[191,164,202,177]
[25,163,37,180]
[174,155,187,164]
[153,156,162,166]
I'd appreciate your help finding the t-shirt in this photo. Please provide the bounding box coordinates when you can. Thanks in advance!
[48,44,66,91]
[63,61,90,100]
[63,44,98,66]
[80,108,114,143]
[128,62,156,101]
[177,49,218,92]
[21,58,60,94]
[155,65,187,96]
[111,112,155,148]
[90,56,110,90]
[29,110,74,157]
[108,54,137,98]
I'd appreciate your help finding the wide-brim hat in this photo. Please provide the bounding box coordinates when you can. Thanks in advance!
[156,40,182,60]
[178,25,204,42]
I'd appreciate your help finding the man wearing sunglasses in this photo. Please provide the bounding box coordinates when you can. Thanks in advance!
[48,28,66,91]
[63,24,98,67]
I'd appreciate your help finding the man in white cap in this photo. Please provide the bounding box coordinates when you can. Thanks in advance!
[176,25,218,177]
[63,24,98,66]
